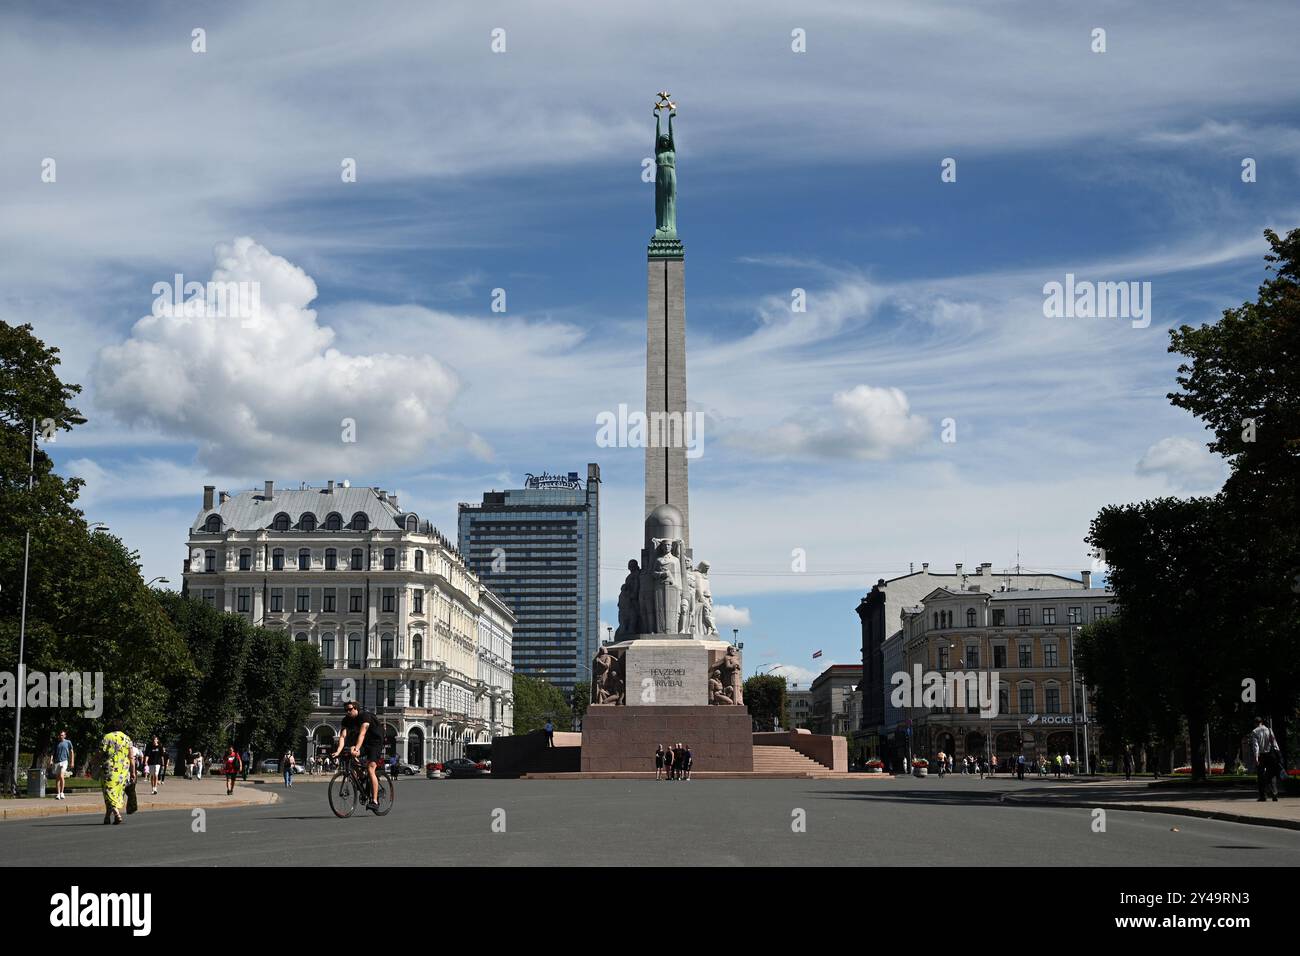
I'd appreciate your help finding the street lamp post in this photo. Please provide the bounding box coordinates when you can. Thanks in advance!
[1069,626,1081,774]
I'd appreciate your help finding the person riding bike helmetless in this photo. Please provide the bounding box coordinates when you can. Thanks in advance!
[333,701,383,812]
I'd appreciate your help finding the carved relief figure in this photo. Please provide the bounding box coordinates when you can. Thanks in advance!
[709,671,734,705]
[615,559,640,637]
[591,645,624,705]
[651,538,682,633]
[716,645,743,706]
[694,560,717,636]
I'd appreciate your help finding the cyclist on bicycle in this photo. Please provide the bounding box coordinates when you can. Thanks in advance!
[333,701,383,812]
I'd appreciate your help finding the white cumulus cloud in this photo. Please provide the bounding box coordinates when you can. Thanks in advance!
[92,238,486,474]
[711,604,752,630]
[1135,436,1226,491]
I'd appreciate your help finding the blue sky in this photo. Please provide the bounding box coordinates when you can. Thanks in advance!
[4,1,1299,686]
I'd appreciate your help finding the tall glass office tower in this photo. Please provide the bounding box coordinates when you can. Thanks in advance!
[457,464,600,696]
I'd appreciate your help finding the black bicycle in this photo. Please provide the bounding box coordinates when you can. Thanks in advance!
[328,752,395,818]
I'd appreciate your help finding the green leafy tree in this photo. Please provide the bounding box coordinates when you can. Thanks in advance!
[512,674,570,734]
[1166,227,1300,757]
[743,674,789,731]
[571,681,590,725]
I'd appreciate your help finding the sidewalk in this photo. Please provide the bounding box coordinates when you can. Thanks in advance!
[1,776,279,821]
[1001,778,1300,830]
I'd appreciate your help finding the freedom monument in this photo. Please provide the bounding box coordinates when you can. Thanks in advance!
[581,94,755,772]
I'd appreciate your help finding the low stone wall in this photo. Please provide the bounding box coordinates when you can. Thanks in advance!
[582,705,754,772]
[490,730,581,778]
[753,731,848,771]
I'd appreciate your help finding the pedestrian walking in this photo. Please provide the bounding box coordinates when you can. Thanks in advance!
[1123,747,1134,781]
[1053,754,1062,778]
[543,719,555,748]
[223,745,242,795]
[937,750,946,777]
[241,746,252,781]
[1251,717,1282,802]
[193,749,203,780]
[1063,752,1073,776]
[99,724,133,825]
[282,748,296,788]
[655,744,665,779]
[52,730,74,800]
[1017,753,1025,780]
[144,735,165,795]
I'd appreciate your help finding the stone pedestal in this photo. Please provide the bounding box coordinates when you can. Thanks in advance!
[581,705,754,772]
[621,637,708,705]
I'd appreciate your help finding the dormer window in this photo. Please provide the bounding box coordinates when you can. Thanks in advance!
[204,515,222,532]
[299,513,317,532]
[324,512,343,531]
[405,514,418,533]
[272,512,291,532]
[351,512,369,531]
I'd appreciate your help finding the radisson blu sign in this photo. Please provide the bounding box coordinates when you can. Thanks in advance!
[524,471,583,490]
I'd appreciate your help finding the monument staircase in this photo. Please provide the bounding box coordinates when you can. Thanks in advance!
[752,745,834,776]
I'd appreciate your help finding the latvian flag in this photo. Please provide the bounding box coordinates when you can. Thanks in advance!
[812,650,823,659]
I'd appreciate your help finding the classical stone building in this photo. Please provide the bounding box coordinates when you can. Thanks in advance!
[182,480,514,765]
[856,563,1090,757]
[897,584,1113,767]
[787,688,813,729]
[808,664,862,736]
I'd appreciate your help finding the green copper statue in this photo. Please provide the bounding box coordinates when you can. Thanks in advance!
[653,93,677,238]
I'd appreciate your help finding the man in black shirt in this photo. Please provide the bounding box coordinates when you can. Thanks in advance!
[334,701,383,811]
[144,736,166,795]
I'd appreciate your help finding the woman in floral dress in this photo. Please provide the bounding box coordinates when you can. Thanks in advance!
[99,726,133,824]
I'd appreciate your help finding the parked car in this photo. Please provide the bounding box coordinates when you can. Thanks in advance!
[258,758,280,773]
[442,757,491,778]
[386,758,419,776]
[426,762,447,779]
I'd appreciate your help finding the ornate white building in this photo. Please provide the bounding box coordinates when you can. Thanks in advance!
[182,480,514,765]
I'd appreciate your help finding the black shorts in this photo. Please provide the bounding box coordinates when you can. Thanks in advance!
[358,742,383,765]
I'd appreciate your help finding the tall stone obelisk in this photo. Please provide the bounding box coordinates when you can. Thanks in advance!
[645,95,689,548]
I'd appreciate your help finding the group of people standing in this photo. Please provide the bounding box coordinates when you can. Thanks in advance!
[655,743,692,780]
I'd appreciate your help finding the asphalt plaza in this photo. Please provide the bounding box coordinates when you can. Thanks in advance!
[3,775,1299,867]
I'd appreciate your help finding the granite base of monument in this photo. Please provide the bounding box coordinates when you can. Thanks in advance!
[580,705,754,773]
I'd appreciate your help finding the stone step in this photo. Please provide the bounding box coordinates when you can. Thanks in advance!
[753,745,829,772]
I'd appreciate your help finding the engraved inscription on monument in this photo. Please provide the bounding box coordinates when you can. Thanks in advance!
[623,641,708,706]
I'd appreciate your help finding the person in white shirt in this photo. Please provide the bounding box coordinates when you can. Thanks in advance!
[1063,752,1073,775]
[1251,717,1282,802]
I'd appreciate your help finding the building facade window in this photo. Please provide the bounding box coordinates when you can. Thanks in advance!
[966,646,979,668]
[300,513,317,532]
[1044,644,1059,668]
[236,588,250,613]
[1043,607,1057,626]
[383,548,396,571]
[325,548,337,570]
[350,512,368,531]
[239,549,251,571]
[272,548,284,570]
[413,589,424,614]
[966,608,977,627]
[323,588,336,613]
[993,645,1007,669]
[938,645,950,669]
[325,512,343,531]
[204,515,222,532]
[1067,606,1083,625]
[992,608,1006,626]
[382,588,395,613]
[350,548,363,571]
[1093,605,1109,621]
[349,589,363,613]
[1019,686,1034,714]
[204,550,216,572]
[298,548,311,571]
[1045,685,1061,714]
[412,635,423,665]
[415,549,424,572]
[297,588,310,612]
[273,513,291,532]
[270,588,283,612]
[381,632,394,666]
[321,634,334,663]
[1018,644,1033,668]
[347,633,361,667]
[294,631,308,643]
[1017,608,1031,626]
